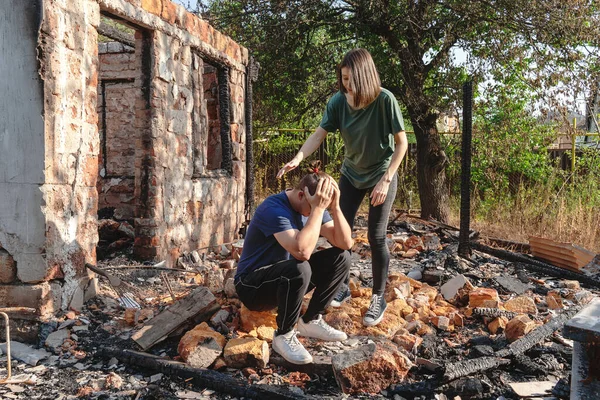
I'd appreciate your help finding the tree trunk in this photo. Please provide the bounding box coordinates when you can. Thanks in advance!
[410,110,450,222]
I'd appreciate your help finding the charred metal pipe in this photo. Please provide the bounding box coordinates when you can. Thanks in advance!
[244,57,259,219]
[218,66,232,175]
[0,307,37,384]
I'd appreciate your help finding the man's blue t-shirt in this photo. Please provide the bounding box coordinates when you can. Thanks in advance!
[235,191,332,280]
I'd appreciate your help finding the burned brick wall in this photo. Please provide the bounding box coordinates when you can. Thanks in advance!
[142,28,247,263]
[96,0,249,265]
[0,0,249,339]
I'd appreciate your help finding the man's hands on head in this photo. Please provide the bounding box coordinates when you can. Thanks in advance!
[304,176,335,211]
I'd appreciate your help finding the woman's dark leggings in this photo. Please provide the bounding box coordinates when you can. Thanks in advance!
[339,173,398,296]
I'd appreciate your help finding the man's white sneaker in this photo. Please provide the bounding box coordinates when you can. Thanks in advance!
[297,314,348,341]
[272,330,313,365]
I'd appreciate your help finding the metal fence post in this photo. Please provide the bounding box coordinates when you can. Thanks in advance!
[459,80,473,258]
[572,117,577,172]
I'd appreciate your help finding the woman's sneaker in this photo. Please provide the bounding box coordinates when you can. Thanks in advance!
[272,329,313,364]
[297,314,348,341]
[363,294,387,326]
[330,284,351,307]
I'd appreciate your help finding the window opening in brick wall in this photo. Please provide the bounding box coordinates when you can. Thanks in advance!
[191,52,232,177]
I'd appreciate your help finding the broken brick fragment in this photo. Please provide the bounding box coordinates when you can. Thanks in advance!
[546,291,564,310]
[504,296,537,314]
[488,316,508,335]
[393,332,423,352]
[178,322,226,368]
[440,274,474,306]
[239,304,277,332]
[223,337,269,369]
[469,288,500,308]
[505,315,536,342]
[332,342,413,395]
[430,315,451,331]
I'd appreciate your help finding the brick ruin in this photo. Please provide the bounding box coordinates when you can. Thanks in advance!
[0,0,252,341]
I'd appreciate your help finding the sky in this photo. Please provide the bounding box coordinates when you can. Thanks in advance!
[174,0,198,11]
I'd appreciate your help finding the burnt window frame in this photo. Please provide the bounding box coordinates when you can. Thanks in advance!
[191,51,232,179]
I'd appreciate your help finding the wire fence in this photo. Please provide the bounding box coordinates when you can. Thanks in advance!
[252,128,600,203]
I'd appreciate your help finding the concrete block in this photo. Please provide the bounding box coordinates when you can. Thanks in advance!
[0,282,62,317]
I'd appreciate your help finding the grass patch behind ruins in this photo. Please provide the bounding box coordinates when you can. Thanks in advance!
[449,168,600,253]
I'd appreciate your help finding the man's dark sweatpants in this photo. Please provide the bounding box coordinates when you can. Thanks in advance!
[234,247,352,334]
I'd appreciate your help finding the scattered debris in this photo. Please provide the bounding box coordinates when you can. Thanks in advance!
[132,286,219,350]
[2,213,598,398]
[0,342,50,367]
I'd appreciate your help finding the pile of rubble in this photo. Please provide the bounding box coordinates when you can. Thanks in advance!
[0,214,598,399]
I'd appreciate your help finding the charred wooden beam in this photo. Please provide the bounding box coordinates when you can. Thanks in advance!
[471,242,600,288]
[97,21,135,48]
[496,308,580,358]
[485,237,530,253]
[98,348,310,400]
[472,307,518,319]
[132,286,219,350]
[513,354,547,375]
[443,357,510,381]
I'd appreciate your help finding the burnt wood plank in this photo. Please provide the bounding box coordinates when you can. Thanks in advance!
[132,286,219,350]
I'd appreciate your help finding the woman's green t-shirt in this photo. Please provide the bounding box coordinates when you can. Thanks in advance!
[319,88,405,189]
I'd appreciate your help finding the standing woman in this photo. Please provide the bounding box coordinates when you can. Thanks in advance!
[277,48,408,327]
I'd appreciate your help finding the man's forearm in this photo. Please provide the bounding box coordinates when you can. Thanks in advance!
[295,207,326,260]
[329,207,354,250]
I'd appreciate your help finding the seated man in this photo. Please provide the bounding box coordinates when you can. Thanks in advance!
[235,171,354,364]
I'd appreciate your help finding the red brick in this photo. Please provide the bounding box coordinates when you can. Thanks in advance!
[141,0,162,16]
[134,236,160,247]
[176,135,188,157]
[0,249,17,284]
[232,161,244,179]
[161,1,178,24]
[133,246,159,260]
[184,11,201,37]
[44,263,65,281]
[230,123,239,142]
[82,155,98,187]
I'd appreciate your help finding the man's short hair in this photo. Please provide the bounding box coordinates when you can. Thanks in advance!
[295,171,331,195]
